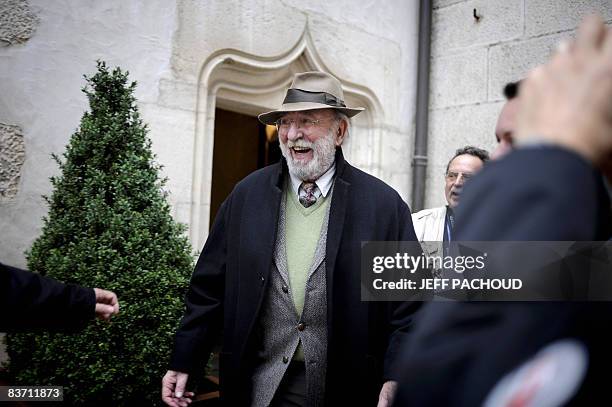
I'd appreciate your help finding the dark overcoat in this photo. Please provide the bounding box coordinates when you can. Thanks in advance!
[170,148,422,405]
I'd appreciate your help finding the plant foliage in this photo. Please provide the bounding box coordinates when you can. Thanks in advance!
[6,61,193,405]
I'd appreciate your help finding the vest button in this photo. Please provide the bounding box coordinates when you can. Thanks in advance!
[282,285,289,293]
[297,323,305,331]
[282,356,289,364]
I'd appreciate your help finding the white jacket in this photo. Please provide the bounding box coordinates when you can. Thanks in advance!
[411,206,447,257]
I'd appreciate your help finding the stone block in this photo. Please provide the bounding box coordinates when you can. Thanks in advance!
[430,47,487,108]
[380,127,414,173]
[172,0,306,82]
[526,0,612,37]
[488,32,568,101]
[308,16,401,124]
[139,104,196,200]
[0,0,38,46]
[173,201,192,231]
[425,102,501,208]
[342,124,377,170]
[0,123,25,201]
[432,0,522,55]
[0,192,47,267]
[157,79,199,112]
[434,0,469,9]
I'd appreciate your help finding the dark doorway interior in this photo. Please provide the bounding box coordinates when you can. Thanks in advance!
[209,108,281,228]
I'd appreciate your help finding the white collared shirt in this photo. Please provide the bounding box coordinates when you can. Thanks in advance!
[289,162,336,200]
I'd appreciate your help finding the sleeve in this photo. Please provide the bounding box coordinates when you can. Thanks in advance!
[168,197,229,374]
[0,263,96,332]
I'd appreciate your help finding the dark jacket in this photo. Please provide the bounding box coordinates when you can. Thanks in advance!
[1,262,95,331]
[396,147,612,407]
[170,149,422,405]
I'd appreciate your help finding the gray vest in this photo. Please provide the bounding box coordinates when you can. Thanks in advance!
[251,187,331,406]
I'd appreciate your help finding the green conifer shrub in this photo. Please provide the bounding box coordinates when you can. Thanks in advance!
[5,61,194,405]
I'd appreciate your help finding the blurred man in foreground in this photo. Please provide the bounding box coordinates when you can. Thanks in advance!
[396,14,612,406]
[492,81,520,160]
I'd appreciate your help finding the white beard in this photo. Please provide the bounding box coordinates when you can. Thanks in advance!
[279,128,337,181]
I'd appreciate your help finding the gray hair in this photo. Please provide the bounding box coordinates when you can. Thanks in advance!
[445,146,490,173]
[334,111,351,142]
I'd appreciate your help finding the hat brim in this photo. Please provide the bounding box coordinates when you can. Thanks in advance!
[258,102,365,125]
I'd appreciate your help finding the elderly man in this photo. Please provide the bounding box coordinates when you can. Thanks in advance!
[162,71,421,407]
[412,146,489,255]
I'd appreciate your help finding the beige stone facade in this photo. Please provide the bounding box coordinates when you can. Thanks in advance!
[0,0,419,263]
[1,0,611,262]
[426,0,612,207]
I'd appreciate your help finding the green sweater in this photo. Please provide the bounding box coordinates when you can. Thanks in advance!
[285,187,330,360]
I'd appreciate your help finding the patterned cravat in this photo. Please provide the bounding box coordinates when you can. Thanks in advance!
[299,182,319,208]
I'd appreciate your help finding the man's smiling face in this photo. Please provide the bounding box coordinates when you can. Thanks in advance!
[277,109,344,181]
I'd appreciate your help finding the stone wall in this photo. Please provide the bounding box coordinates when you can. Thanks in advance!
[425,0,612,208]
[0,123,25,201]
[0,1,181,266]
[3,0,611,261]
[0,0,38,46]
[0,0,419,263]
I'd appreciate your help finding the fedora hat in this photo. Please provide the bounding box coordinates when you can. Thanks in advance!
[258,71,365,125]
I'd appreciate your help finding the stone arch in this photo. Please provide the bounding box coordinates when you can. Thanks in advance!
[189,25,384,248]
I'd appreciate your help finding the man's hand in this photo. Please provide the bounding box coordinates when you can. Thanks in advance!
[377,380,397,407]
[93,288,119,320]
[516,14,612,175]
[162,370,194,407]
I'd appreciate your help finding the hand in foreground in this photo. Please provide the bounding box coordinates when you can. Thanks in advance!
[162,370,194,407]
[93,288,119,321]
[377,380,398,407]
[516,14,612,173]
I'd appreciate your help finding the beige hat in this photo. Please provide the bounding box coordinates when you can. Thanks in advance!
[258,71,365,125]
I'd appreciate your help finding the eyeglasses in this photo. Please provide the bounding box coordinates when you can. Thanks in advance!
[275,117,334,133]
[445,171,474,182]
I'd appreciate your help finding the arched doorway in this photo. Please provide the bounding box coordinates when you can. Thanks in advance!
[190,27,383,248]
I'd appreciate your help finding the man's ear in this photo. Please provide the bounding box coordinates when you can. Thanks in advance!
[335,119,348,146]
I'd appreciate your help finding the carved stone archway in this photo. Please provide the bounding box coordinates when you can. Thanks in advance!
[189,25,384,248]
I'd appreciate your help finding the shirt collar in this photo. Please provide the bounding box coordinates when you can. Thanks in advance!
[289,162,336,198]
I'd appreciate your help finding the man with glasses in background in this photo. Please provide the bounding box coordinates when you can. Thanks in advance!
[412,146,489,260]
[162,71,422,407]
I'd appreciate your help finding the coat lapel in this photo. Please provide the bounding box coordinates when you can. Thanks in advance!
[273,189,291,286]
[239,160,284,359]
[325,149,350,337]
[251,165,284,285]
